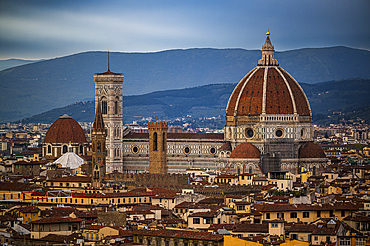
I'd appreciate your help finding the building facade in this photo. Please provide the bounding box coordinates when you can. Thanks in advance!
[42,114,88,162]
[94,69,124,173]
[121,31,327,175]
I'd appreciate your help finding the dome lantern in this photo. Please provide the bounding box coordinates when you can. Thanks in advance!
[258,29,278,66]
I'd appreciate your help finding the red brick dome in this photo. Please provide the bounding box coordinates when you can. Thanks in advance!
[230,142,260,159]
[226,32,311,117]
[226,66,311,117]
[44,114,87,143]
[299,142,326,159]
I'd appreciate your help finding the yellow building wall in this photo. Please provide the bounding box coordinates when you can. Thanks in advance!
[19,212,39,223]
[280,240,309,246]
[262,209,350,224]
[224,235,262,246]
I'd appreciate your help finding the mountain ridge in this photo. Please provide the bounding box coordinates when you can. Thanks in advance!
[1,46,369,122]
[18,78,370,126]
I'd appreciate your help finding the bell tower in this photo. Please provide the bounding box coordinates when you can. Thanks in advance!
[148,122,168,174]
[92,100,106,187]
[94,53,124,173]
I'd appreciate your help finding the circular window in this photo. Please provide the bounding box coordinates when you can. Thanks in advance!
[209,147,216,155]
[245,128,254,138]
[275,129,283,138]
[132,146,139,154]
[184,147,191,155]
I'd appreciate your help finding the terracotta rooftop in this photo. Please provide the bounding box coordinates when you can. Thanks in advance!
[188,211,218,218]
[132,229,223,241]
[299,142,326,159]
[44,115,87,143]
[230,142,260,159]
[232,222,268,233]
[38,233,83,242]
[219,141,232,151]
[254,203,362,212]
[47,176,92,183]
[0,181,41,191]
[16,206,40,213]
[32,217,84,224]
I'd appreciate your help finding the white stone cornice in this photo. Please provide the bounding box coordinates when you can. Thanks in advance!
[234,67,260,115]
[275,67,297,114]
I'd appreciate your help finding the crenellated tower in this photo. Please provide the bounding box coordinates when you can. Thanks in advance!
[94,57,124,173]
[148,122,168,174]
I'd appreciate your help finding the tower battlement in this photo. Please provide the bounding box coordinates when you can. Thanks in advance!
[148,122,169,129]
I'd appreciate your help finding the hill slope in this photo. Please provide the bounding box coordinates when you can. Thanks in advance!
[0,59,41,71]
[1,47,370,122]
[19,78,370,125]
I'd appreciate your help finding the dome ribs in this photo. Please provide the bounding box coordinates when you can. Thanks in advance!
[226,68,258,116]
[279,68,311,116]
[236,68,264,116]
[44,117,87,143]
[265,68,294,115]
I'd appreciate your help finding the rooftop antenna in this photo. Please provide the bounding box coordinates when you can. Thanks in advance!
[107,50,110,72]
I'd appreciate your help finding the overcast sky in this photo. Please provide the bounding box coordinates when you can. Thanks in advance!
[0,0,369,60]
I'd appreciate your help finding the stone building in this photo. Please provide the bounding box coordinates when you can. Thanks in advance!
[42,31,327,176]
[91,100,107,187]
[148,122,168,174]
[42,114,88,162]
[94,67,124,173]
[121,31,327,175]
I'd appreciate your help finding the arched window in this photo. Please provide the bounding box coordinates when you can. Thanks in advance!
[79,145,83,154]
[62,145,68,153]
[114,101,118,115]
[47,145,52,154]
[97,142,101,152]
[153,132,157,151]
[249,167,253,174]
[162,132,166,151]
[101,97,107,114]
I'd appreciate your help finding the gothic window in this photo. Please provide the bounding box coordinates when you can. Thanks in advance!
[153,132,157,151]
[101,97,107,114]
[97,142,101,152]
[62,145,68,153]
[114,99,118,115]
[47,145,51,154]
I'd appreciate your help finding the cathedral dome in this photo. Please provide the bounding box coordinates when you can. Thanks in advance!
[44,114,87,143]
[299,142,326,159]
[225,32,311,117]
[230,142,260,159]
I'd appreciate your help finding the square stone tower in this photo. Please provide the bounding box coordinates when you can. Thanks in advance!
[148,122,168,174]
[94,69,124,173]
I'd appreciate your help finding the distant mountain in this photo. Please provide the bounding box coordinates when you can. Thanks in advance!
[0,59,42,71]
[19,78,370,125]
[1,47,370,122]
